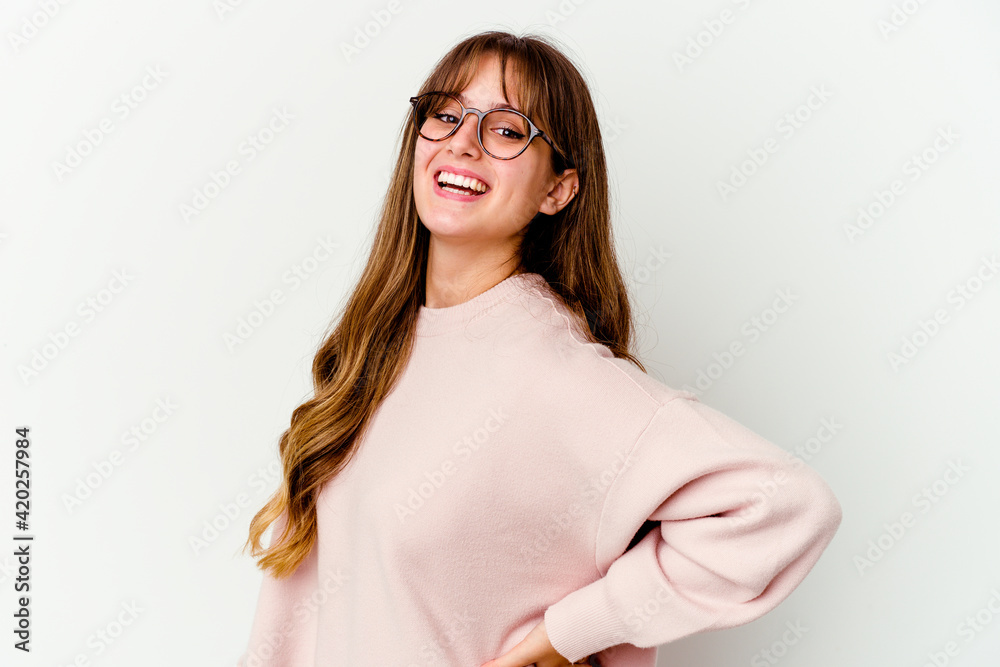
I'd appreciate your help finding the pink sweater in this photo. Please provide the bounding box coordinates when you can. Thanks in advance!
[238,272,842,667]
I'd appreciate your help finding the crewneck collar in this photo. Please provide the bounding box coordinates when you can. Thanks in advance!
[416,272,547,337]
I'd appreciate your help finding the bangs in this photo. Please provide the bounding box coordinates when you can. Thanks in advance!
[420,44,555,149]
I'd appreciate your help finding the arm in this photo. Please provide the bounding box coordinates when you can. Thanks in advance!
[237,511,321,667]
[543,395,843,661]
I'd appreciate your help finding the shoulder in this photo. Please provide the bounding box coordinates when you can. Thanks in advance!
[491,276,691,410]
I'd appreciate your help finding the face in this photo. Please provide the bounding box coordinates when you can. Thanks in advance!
[412,53,577,249]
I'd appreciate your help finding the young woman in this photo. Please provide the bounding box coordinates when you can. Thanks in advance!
[238,30,843,667]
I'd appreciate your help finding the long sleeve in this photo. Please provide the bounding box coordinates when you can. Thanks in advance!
[237,511,321,667]
[543,394,843,662]
[229,273,846,665]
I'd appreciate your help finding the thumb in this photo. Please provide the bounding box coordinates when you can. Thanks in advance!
[479,631,542,667]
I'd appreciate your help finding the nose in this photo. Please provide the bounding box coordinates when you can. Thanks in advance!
[446,110,483,158]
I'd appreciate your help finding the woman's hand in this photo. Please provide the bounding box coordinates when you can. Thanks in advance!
[479,619,594,667]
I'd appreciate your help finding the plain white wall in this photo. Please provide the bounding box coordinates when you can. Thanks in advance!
[1,0,998,665]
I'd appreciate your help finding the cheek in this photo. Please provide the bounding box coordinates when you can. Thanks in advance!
[414,141,436,170]
[415,145,445,190]
[495,164,533,195]
[413,149,431,193]
[507,167,549,207]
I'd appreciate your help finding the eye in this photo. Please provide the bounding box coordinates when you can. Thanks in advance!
[495,126,526,140]
[434,113,459,124]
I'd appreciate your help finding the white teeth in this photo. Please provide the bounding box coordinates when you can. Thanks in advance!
[437,170,487,193]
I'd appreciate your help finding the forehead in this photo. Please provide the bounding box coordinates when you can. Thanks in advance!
[451,54,524,112]
[454,91,519,112]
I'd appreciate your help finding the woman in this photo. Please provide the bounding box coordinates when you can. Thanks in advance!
[238,30,842,667]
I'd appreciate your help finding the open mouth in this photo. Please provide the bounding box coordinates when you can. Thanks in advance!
[435,170,489,198]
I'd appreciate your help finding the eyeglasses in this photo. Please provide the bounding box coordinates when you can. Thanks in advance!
[409,91,573,169]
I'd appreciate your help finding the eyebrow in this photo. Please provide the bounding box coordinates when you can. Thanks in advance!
[455,92,520,112]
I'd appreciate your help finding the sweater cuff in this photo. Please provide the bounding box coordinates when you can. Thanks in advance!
[543,575,629,662]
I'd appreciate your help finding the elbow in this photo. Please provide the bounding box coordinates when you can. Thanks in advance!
[741,457,843,551]
[789,464,843,551]
[817,477,844,543]
[746,467,843,600]
[729,459,842,541]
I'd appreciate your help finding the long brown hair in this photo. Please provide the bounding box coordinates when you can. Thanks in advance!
[243,29,647,578]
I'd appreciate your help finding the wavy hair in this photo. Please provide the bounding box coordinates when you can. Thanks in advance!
[243,29,647,578]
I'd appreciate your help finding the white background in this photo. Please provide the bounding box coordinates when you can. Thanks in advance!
[1,0,999,665]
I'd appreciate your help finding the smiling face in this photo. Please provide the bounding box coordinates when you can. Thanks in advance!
[412,53,577,255]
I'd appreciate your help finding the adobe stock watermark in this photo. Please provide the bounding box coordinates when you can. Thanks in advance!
[214,0,250,20]
[750,619,809,666]
[886,253,997,371]
[680,288,797,397]
[629,245,672,288]
[393,407,509,524]
[55,600,143,667]
[7,0,74,55]
[853,458,970,576]
[672,0,760,73]
[844,126,959,243]
[61,397,178,514]
[189,457,283,555]
[51,64,168,183]
[17,268,135,386]
[543,0,591,28]
[405,609,477,667]
[0,554,20,587]
[728,416,843,528]
[178,106,294,224]
[237,568,349,667]
[917,588,1000,667]
[519,445,636,567]
[717,84,832,202]
[878,0,932,40]
[622,579,679,636]
[339,0,405,64]
[600,109,628,145]
[223,235,340,352]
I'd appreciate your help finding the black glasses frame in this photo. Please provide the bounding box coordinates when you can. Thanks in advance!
[409,91,574,170]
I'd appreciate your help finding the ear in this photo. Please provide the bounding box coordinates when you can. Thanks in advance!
[538,168,579,216]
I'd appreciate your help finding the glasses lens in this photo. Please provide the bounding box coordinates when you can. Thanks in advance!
[413,94,532,158]
[481,110,530,158]
[414,93,462,140]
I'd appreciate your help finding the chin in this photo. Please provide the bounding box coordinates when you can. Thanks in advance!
[419,213,481,238]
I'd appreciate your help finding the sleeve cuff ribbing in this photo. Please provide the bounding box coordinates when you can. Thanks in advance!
[543,575,628,663]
